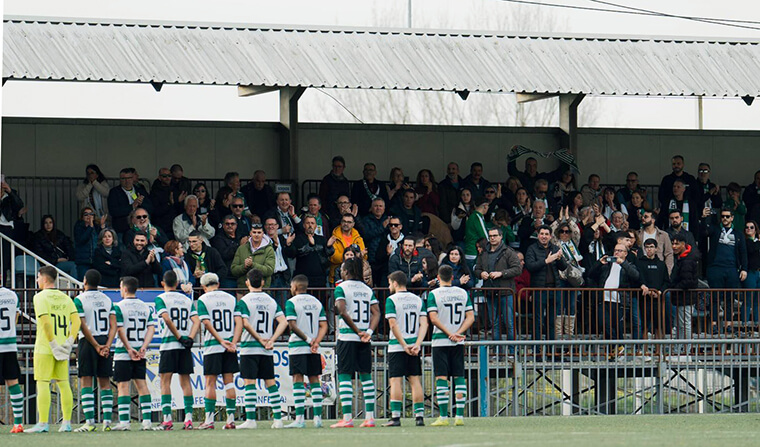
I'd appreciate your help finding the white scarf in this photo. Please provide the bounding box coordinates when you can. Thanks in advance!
[387,233,404,252]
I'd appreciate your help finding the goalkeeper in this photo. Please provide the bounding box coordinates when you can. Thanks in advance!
[27,266,80,433]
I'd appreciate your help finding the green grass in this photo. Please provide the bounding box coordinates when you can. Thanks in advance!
[3,415,760,447]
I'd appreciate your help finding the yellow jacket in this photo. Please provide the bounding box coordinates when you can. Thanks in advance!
[328,226,366,283]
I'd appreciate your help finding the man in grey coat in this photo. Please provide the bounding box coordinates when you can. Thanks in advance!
[475,227,522,342]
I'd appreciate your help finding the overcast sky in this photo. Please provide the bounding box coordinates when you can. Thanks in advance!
[4,0,760,129]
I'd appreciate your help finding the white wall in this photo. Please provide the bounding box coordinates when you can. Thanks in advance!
[3,117,759,189]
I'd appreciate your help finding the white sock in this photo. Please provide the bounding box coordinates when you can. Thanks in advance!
[343,413,351,421]
[205,412,214,423]
[296,414,304,423]
[185,413,192,422]
[227,413,234,423]
[365,411,374,420]
[164,414,171,423]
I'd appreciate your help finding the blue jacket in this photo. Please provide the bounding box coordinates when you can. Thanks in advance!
[704,217,748,272]
[73,221,99,265]
[361,213,388,265]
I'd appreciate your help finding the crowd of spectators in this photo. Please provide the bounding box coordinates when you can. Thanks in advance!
[2,149,760,343]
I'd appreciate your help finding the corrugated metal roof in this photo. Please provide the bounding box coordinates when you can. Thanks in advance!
[4,16,760,97]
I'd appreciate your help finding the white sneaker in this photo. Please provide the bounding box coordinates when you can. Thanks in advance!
[313,417,323,428]
[111,422,131,431]
[140,420,152,431]
[58,422,72,433]
[238,420,257,429]
[26,423,50,433]
[271,420,283,429]
[74,422,96,433]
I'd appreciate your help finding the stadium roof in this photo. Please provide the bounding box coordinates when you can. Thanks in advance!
[3,16,760,98]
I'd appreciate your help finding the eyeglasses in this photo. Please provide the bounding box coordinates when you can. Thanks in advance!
[160,174,171,178]
[196,189,206,193]
[83,212,95,217]
[337,201,350,205]
[135,215,148,220]
[231,204,244,208]
[559,229,570,234]
[488,234,500,238]
[341,220,354,225]
[223,222,237,226]
[698,169,710,173]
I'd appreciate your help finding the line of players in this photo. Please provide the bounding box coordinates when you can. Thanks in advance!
[0,258,474,433]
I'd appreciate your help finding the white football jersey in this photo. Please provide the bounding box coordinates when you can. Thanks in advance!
[285,294,326,355]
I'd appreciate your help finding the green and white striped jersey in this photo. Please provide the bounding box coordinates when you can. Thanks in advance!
[285,294,326,355]
[0,287,20,353]
[155,291,197,351]
[235,292,283,356]
[197,290,236,355]
[426,286,473,347]
[73,290,113,339]
[334,280,377,342]
[113,298,155,361]
[385,291,427,353]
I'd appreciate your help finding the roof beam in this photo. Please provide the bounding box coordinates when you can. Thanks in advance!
[238,85,281,97]
[516,93,559,104]
[279,87,306,184]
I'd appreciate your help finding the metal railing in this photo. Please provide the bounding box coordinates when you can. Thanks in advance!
[3,338,759,426]
[0,231,82,290]
[5,176,297,237]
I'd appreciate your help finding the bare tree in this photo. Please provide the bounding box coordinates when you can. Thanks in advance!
[300,1,601,128]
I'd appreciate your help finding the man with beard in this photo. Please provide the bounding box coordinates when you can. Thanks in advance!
[637,210,674,273]
[352,163,388,218]
[284,215,334,288]
[659,155,698,209]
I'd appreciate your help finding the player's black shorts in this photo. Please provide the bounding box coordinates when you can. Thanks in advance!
[388,351,422,378]
[240,354,275,380]
[203,352,239,376]
[113,359,147,382]
[289,353,322,377]
[336,340,372,375]
[159,348,194,375]
[433,345,465,378]
[0,351,21,383]
[77,335,113,378]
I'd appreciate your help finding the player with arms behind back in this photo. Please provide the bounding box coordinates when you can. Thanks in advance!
[111,276,156,431]
[0,282,24,433]
[233,268,288,430]
[156,270,200,430]
[196,273,239,430]
[27,266,80,433]
[384,270,428,427]
[73,269,117,432]
[427,264,474,427]
[331,258,380,428]
[284,275,328,429]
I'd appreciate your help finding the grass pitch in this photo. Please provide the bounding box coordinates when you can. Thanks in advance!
[2,414,760,447]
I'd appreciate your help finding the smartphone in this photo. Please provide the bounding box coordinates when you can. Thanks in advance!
[607,256,618,263]
[404,176,410,183]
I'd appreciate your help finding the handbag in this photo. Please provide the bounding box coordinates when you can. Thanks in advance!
[558,249,585,287]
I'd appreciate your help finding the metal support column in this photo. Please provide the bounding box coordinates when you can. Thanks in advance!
[279,87,306,184]
[559,93,585,155]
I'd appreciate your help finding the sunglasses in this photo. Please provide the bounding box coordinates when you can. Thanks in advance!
[231,204,244,208]
[721,215,732,219]
[135,215,148,220]
[251,224,263,229]
[195,189,206,193]
[160,174,171,178]
[747,226,756,230]
[389,223,401,227]
[698,169,710,173]
[485,190,496,194]
[83,212,95,217]
[559,229,571,234]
